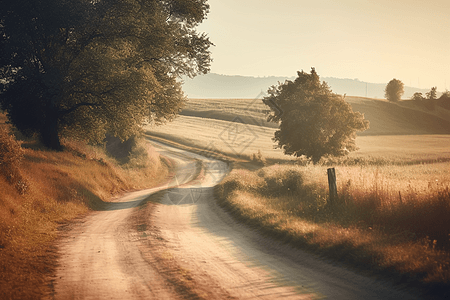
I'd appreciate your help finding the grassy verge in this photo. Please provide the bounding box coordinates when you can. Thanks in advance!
[0,118,169,299]
[214,163,450,298]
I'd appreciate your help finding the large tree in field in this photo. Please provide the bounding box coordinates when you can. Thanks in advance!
[385,78,404,102]
[0,0,212,150]
[263,68,369,163]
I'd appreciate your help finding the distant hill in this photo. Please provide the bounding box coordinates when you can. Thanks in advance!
[346,97,450,135]
[182,73,430,99]
[181,96,450,136]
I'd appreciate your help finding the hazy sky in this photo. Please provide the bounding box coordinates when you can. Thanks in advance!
[198,0,450,90]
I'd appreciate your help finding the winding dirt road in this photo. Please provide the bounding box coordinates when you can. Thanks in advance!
[48,140,420,299]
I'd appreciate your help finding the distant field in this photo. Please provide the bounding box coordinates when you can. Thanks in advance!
[146,97,450,163]
[180,96,450,134]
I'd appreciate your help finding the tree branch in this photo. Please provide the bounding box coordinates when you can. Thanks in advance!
[59,102,101,116]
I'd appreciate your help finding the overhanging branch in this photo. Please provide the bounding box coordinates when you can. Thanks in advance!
[59,102,101,116]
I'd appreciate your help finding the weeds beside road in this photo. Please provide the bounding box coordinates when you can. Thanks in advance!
[215,162,450,298]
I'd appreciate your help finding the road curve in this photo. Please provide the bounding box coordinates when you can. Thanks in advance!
[48,140,420,299]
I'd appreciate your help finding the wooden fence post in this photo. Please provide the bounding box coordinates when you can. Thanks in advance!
[327,168,338,205]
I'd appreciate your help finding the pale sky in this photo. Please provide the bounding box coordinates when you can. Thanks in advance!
[198,0,450,90]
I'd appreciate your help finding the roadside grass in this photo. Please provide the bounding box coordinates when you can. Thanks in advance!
[214,162,450,296]
[0,116,169,299]
[147,130,450,295]
[146,97,450,296]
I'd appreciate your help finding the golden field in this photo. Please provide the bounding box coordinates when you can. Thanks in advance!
[2,94,450,297]
[146,97,450,162]
[147,96,450,294]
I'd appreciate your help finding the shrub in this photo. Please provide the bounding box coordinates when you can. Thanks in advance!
[0,127,28,194]
[104,134,153,168]
[126,138,153,169]
[261,167,304,196]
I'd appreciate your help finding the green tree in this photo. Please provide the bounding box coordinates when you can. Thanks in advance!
[0,0,212,150]
[385,78,404,102]
[263,68,369,163]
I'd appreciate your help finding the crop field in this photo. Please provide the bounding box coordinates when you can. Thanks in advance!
[146,98,450,200]
[146,97,450,163]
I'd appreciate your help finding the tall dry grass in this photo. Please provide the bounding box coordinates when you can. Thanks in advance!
[0,120,169,299]
[215,161,450,292]
[0,127,28,194]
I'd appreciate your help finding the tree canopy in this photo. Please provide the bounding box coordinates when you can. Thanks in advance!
[385,78,404,102]
[411,92,424,101]
[426,86,438,100]
[0,0,212,150]
[263,68,369,163]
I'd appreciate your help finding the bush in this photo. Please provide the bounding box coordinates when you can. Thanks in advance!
[0,127,28,193]
[104,134,153,168]
[126,138,153,169]
[254,166,309,198]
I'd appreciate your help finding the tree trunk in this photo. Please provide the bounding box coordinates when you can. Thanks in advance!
[41,111,62,151]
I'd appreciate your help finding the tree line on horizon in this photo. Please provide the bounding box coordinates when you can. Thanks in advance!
[385,78,450,110]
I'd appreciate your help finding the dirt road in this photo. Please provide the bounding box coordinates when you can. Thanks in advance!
[48,141,420,299]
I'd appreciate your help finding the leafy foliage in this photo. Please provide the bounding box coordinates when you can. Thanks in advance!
[426,86,438,100]
[441,90,450,99]
[385,78,404,102]
[411,92,425,101]
[263,68,369,163]
[0,0,212,150]
[423,86,438,110]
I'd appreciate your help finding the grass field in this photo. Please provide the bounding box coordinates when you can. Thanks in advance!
[146,97,450,163]
[147,96,450,294]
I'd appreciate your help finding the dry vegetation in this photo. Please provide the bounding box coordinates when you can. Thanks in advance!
[147,97,450,296]
[0,114,169,299]
[215,162,450,291]
[2,94,450,297]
